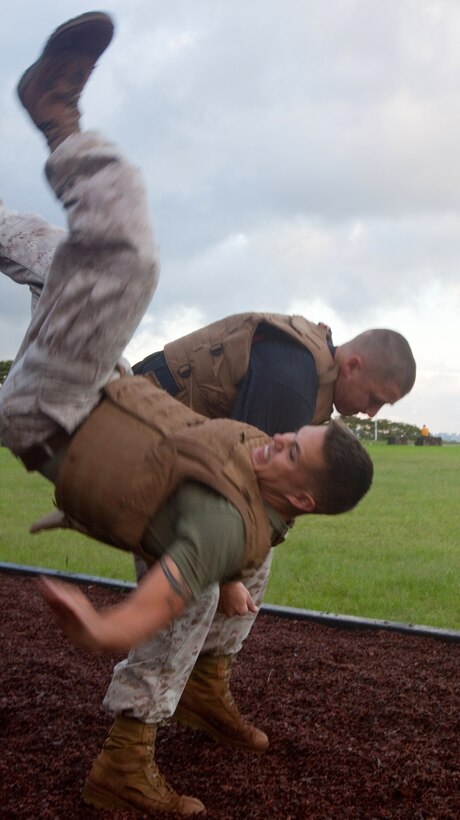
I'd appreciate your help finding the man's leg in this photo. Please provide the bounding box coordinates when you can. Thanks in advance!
[0,13,159,460]
[3,12,202,815]
[0,204,64,312]
[200,551,273,655]
[84,586,219,815]
[174,552,272,751]
[0,132,159,455]
[103,584,220,721]
[105,553,271,753]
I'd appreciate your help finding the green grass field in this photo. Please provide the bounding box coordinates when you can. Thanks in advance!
[0,447,135,583]
[1,442,459,629]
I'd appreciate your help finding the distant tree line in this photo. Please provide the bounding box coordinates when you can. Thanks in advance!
[337,415,422,441]
[0,360,13,386]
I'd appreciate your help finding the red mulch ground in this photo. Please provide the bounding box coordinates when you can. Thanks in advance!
[0,573,459,819]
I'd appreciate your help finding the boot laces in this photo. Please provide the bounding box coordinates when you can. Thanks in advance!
[145,753,177,799]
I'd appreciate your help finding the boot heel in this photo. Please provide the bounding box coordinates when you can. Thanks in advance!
[83,717,206,814]
[82,780,131,811]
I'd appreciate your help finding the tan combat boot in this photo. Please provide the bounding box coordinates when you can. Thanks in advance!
[174,654,269,753]
[82,715,205,816]
[17,12,114,151]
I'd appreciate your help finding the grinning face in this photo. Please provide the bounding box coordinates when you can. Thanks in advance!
[333,357,403,418]
[251,426,327,516]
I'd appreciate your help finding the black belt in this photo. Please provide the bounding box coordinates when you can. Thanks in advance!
[19,429,71,472]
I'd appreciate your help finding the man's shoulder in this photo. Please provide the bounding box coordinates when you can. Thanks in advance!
[174,480,244,522]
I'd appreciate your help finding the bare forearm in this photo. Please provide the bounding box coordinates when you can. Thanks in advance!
[94,569,189,651]
[39,556,192,653]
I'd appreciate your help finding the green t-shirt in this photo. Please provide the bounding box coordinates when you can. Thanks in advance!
[142,481,246,600]
[141,480,289,600]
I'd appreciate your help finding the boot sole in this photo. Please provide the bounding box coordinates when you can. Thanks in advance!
[173,704,269,753]
[82,779,206,816]
[17,12,114,106]
[82,779,144,814]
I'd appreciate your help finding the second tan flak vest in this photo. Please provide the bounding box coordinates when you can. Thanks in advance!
[55,376,274,569]
[162,312,338,422]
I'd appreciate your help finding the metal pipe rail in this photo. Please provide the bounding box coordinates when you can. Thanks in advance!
[2,561,459,644]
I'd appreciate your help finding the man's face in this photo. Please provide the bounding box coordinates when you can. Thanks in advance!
[333,358,402,418]
[251,425,327,514]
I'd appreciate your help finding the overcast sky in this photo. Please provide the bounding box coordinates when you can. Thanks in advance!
[1,0,459,433]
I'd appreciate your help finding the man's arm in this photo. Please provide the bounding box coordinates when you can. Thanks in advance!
[38,555,191,653]
[39,482,247,652]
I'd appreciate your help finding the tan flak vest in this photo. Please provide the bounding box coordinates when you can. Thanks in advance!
[163,313,338,423]
[55,376,274,570]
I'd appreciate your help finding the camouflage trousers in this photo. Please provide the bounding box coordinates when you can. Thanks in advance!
[0,131,159,453]
[103,550,273,722]
[0,171,272,724]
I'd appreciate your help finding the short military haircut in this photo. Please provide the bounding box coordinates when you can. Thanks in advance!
[350,329,416,396]
[311,420,373,515]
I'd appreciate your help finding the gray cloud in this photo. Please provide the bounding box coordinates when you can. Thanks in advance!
[1,0,459,431]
